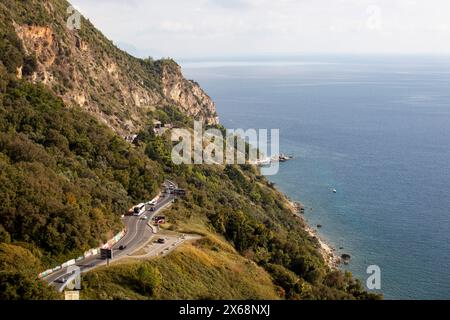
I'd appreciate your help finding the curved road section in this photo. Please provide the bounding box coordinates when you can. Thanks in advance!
[44,180,178,292]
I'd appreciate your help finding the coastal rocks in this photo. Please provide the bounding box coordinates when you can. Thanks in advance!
[341,253,351,264]
[291,202,304,214]
[288,199,341,269]
[298,221,339,269]
[272,154,294,163]
[290,202,307,219]
[278,154,293,162]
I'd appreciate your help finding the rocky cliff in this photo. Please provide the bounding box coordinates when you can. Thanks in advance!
[4,0,218,136]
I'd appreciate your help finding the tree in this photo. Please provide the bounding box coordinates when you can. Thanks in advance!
[0,272,60,300]
[0,225,11,243]
[135,263,161,296]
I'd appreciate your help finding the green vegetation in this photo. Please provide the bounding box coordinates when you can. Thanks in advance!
[0,0,381,300]
[81,238,280,300]
[0,76,163,264]
[161,163,378,299]
[80,117,381,300]
[0,243,60,300]
[0,69,164,297]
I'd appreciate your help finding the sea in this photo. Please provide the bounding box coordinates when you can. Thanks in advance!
[181,55,450,299]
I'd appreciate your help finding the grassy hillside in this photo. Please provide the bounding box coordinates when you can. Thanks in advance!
[0,243,60,299]
[82,237,280,300]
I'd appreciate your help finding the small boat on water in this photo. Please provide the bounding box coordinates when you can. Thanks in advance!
[332,188,337,193]
[278,154,293,162]
[252,154,293,166]
[269,154,293,163]
[251,157,271,166]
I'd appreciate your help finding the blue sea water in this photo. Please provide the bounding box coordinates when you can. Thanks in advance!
[181,56,450,300]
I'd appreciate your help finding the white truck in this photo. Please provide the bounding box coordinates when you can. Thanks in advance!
[133,203,146,216]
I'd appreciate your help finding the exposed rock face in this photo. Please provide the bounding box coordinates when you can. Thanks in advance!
[14,24,57,85]
[12,0,218,135]
[162,63,219,126]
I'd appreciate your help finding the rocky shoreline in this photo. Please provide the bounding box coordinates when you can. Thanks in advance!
[287,200,341,269]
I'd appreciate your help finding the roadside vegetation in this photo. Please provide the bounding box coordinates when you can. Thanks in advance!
[79,110,381,300]
[82,237,280,300]
[0,44,163,297]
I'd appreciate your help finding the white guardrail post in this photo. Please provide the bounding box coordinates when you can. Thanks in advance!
[38,229,126,279]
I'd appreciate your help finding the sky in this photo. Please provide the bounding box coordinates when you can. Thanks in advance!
[69,0,450,59]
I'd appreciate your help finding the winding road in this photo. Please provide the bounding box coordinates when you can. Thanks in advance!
[43,180,178,291]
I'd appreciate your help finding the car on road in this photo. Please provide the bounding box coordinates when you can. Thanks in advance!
[140,216,148,220]
[56,277,67,283]
[157,238,166,244]
[119,245,127,250]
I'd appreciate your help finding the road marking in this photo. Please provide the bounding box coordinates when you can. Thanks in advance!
[46,182,178,284]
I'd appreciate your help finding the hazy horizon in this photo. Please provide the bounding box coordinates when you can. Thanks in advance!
[70,0,450,60]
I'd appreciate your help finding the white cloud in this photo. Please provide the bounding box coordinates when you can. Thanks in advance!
[70,0,450,58]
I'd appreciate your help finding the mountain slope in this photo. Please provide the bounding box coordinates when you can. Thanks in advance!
[0,77,163,264]
[1,0,218,137]
[82,238,281,300]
